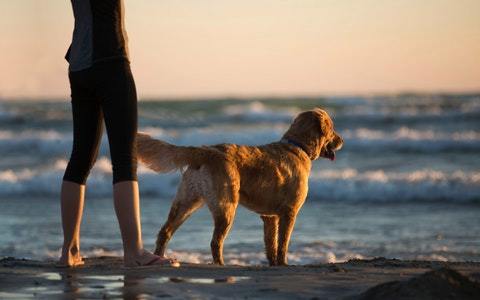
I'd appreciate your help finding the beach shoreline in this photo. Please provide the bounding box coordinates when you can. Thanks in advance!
[1,257,479,299]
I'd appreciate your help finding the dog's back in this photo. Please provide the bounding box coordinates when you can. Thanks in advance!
[137,132,311,214]
[212,142,311,214]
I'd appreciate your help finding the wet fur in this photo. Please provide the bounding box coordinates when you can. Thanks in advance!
[136,108,343,266]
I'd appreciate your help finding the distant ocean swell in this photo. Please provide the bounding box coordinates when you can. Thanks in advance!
[1,126,480,156]
[1,97,480,125]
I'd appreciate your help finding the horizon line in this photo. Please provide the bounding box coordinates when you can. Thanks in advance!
[1,89,480,103]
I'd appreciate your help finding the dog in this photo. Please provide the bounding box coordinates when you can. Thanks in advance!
[136,108,343,266]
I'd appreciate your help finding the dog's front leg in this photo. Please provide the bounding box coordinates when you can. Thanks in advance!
[277,212,297,266]
[155,222,174,257]
[261,215,279,266]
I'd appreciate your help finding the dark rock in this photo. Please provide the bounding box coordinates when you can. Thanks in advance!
[357,268,480,300]
[328,264,347,273]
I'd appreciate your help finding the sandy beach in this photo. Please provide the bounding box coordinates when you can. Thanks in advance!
[2,0,480,298]
[1,257,479,299]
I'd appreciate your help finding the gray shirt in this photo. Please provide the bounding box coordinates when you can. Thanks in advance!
[66,0,130,72]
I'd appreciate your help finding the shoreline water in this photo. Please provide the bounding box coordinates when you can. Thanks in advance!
[2,199,479,264]
[1,257,479,299]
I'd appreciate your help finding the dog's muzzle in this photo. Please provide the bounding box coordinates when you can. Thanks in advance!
[321,134,343,161]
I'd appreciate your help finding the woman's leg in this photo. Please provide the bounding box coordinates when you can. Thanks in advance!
[112,180,154,265]
[59,181,85,266]
[60,71,103,267]
[98,61,178,266]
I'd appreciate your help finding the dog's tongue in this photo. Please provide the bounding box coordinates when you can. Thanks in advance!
[326,150,335,161]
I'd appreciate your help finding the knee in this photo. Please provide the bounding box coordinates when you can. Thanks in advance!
[63,152,96,184]
[111,154,137,184]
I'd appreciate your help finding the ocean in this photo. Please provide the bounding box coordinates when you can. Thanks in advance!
[0,94,479,264]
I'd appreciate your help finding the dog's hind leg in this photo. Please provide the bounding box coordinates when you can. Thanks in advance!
[261,215,279,266]
[154,178,203,256]
[208,201,237,265]
[277,212,297,266]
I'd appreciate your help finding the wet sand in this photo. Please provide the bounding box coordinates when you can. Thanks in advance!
[1,257,479,299]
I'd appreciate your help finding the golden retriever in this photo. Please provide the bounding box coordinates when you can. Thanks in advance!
[136,108,343,266]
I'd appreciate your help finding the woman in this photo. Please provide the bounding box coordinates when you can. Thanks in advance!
[59,0,178,267]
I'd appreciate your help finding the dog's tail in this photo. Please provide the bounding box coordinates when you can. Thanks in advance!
[136,132,213,173]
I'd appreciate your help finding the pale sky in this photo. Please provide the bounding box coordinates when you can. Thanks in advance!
[1,0,479,99]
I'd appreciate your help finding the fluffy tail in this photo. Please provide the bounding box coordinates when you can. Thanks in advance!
[136,132,212,173]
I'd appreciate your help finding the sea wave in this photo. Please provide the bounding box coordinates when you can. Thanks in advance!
[342,127,480,152]
[216,97,480,121]
[2,96,480,128]
[220,101,299,122]
[0,129,104,157]
[339,100,480,118]
[342,127,480,141]
[0,103,21,123]
[1,158,478,202]
[309,169,480,202]
[2,126,480,158]
[138,97,480,126]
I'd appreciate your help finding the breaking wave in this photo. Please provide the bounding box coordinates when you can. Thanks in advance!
[1,158,478,202]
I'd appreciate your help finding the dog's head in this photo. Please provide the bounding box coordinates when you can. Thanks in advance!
[282,108,343,160]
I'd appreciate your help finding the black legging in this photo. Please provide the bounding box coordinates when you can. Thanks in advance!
[63,59,138,184]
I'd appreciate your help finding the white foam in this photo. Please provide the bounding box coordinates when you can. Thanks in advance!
[8,244,474,267]
[0,169,34,183]
[33,243,365,265]
[1,157,478,202]
[159,246,366,265]
[221,101,299,122]
[30,244,470,264]
[309,168,480,202]
[0,129,64,140]
[0,129,103,156]
[342,127,480,141]
[0,156,180,198]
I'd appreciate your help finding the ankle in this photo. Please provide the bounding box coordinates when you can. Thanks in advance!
[62,243,81,256]
[123,246,145,259]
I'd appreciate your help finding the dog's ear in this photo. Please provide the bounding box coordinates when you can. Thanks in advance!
[312,108,332,135]
[282,108,330,159]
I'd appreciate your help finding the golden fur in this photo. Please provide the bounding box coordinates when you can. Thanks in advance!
[136,108,343,265]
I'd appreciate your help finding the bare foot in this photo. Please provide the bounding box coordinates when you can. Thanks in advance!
[57,253,84,268]
[57,245,85,268]
[124,249,180,268]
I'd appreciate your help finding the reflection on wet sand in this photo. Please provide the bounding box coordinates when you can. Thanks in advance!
[4,257,480,300]
[123,273,150,299]
[16,270,249,299]
[168,276,248,284]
